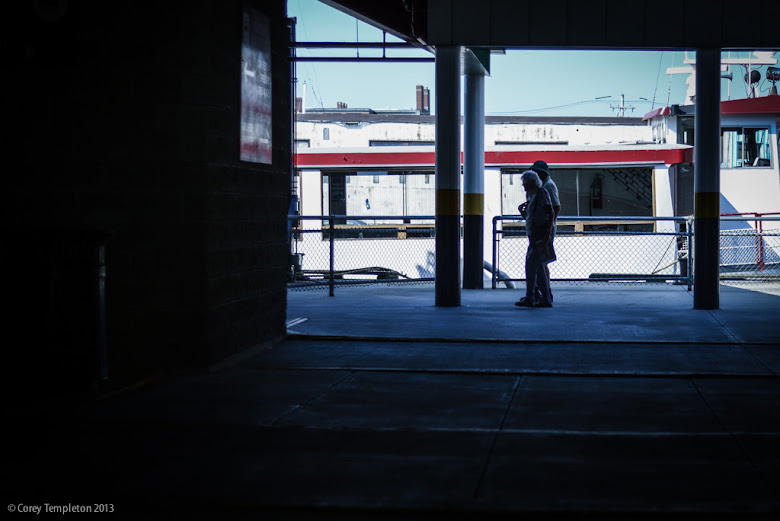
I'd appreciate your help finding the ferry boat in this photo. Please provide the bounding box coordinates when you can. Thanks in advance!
[642,54,780,276]
[290,53,780,283]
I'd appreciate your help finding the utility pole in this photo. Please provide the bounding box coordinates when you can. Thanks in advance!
[610,94,635,117]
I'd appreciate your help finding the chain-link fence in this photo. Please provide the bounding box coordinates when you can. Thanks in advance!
[719,215,780,283]
[288,216,436,293]
[494,215,780,288]
[287,215,780,293]
[492,216,693,288]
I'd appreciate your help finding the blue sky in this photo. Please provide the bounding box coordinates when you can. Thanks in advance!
[288,0,777,117]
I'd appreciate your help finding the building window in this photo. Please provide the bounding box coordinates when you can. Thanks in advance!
[651,121,666,144]
[721,127,772,168]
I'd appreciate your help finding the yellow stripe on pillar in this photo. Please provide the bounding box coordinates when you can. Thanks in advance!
[436,188,460,216]
[464,193,484,216]
[695,192,720,219]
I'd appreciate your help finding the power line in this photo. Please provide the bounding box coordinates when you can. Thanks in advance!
[651,51,664,110]
[666,51,675,107]
[489,97,657,116]
[295,0,324,108]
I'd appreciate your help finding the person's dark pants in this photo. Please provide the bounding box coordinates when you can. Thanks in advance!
[533,223,555,302]
[526,245,552,306]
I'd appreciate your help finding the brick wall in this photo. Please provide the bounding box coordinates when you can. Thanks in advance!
[3,0,291,393]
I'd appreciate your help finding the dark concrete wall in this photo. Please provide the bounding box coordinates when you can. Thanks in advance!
[2,0,291,393]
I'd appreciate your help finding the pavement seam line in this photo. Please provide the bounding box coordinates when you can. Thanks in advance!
[260,423,779,436]
[740,347,779,376]
[690,377,770,487]
[285,333,779,346]
[253,365,780,378]
[472,375,524,500]
[690,377,732,436]
[704,309,741,343]
[270,370,356,426]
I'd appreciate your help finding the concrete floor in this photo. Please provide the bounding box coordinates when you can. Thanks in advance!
[7,283,780,519]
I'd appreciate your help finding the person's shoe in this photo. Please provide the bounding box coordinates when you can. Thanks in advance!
[514,297,535,307]
[534,301,553,308]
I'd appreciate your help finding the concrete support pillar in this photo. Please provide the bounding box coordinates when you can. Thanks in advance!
[463,72,485,289]
[435,46,462,306]
[693,48,721,309]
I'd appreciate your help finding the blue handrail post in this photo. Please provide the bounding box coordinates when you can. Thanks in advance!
[329,216,335,297]
[687,216,693,291]
[492,216,498,289]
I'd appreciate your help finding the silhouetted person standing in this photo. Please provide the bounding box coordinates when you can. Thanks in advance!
[531,160,560,303]
[515,171,555,308]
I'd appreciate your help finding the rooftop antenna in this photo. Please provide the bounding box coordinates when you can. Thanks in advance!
[666,51,675,106]
[745,68,761,98]
[723,51,776,98]
[727,51,732,99]
[666,51,775,104]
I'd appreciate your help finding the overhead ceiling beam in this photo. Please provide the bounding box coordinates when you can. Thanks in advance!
[293,57,435,62]
[318,0,431,50]
[292,41,427,50]
[426,0,780,49]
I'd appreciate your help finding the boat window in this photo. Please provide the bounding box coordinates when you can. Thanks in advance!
[721,127,772,168]
[501,168,654,232]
